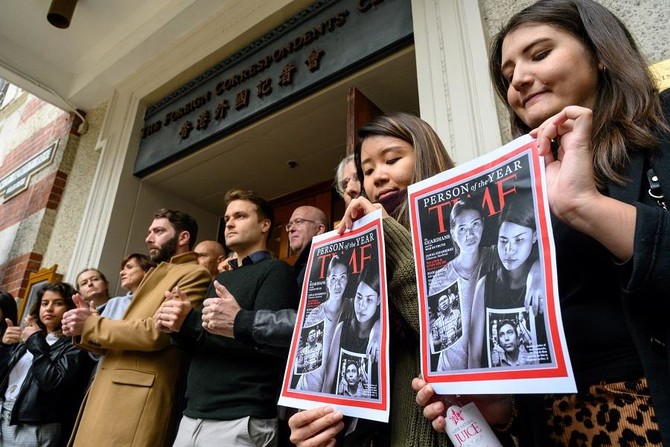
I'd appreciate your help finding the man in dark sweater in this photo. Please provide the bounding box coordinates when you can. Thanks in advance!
[156,190,299,447]
[225,205,327,346]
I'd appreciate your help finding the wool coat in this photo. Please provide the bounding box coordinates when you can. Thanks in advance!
[68,252,210,447]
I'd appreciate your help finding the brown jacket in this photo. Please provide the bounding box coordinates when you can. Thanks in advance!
[69,252,210,447]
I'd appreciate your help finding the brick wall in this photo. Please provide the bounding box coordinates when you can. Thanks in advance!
[0,93,74,299]
[0,251,43,299]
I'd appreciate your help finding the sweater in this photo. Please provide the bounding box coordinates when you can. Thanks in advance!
[383,217,451,447]
[178,256,299,421]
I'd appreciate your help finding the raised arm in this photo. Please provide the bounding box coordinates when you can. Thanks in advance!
[533,106,635,260]
[78,265,209,352]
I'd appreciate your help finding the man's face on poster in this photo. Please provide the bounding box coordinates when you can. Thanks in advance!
[438,295,449,313]
[307,329,316,344]
[345,363,359,386]
[326,263,348,299]
[498,322,519,354]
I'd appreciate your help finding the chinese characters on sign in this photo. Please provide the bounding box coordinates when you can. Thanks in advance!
[136,0,413,175]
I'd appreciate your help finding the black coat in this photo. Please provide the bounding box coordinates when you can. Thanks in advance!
[0,332,93,427]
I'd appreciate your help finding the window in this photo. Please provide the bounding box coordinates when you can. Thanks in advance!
[0,79,8,107]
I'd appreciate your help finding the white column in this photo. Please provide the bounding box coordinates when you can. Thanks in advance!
[65,89,143,282]
[411,0,502,164]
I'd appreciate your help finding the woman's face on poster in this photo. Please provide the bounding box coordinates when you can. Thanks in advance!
[326,263,348,299]
[497,221,536,271]
[355,280,379,323]
[451,209,483,255]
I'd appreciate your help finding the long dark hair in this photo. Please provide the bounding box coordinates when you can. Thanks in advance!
[355,113,455,227]
[0,291,18,338]
[349,264,381,333]
[489,0,668,188]
[29,282,76,336]
[494,195,538,284]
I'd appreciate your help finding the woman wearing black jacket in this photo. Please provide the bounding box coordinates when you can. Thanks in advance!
[0,282,94,447]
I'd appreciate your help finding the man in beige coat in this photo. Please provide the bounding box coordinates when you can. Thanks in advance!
[62,208,211,446]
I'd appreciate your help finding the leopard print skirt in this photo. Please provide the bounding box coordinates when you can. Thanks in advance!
[545,378,663,447]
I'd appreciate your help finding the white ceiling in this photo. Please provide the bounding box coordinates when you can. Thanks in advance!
[0,0,230,111]
[0,0,419,212]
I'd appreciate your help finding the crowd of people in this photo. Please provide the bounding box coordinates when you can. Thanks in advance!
[1,1,669,446]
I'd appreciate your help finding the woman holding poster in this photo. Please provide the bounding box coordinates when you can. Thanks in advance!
[415,0,670,445]
[289,113,455,447]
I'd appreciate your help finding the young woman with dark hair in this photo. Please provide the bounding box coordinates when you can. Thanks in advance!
[0,282,94,446]
[415,1,670,445]
[289,112,456,447]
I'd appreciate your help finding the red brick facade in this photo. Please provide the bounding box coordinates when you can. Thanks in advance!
[0,93,73,299]
[0,252,43,299]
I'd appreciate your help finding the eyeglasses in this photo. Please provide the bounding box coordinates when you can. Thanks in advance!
[285,218,318,232]
[338,177,360,193]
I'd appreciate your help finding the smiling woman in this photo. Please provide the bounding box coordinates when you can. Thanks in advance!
[500,24,600,129]
[414,1,670,445]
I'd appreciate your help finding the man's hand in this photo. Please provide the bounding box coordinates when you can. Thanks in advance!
[62,293,93,336]
[2,318,21,344]
[201,281,241,338]
[155,287,192,333]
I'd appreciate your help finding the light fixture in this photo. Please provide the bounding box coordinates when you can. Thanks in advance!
[47,0,78,29]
